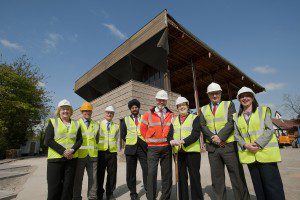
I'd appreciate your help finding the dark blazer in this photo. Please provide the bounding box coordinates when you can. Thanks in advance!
[199,101,236,153]
[120,115,148,156]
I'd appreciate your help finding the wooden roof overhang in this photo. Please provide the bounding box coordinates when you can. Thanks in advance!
[166,14,265,106]
[74,10,265,106]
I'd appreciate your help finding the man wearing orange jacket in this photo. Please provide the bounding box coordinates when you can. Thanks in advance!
[140,90,174,200]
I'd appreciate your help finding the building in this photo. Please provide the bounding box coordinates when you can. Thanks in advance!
[73,10,265,124]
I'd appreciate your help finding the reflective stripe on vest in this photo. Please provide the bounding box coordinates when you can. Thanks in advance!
[145,138,167,143]
[124,115,145,145]
[201,101,235,143]
[98,120,119,153]
[47,118,79,159]
[172,114,200,153]
[77,118,98,158]
[234,106,281,164]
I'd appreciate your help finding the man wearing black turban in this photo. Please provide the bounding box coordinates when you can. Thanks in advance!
[120,99,148,200]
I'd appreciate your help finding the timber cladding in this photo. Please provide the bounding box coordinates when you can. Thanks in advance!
[73,80,181,123]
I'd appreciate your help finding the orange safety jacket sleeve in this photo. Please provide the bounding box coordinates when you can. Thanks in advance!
[140,111,149,139]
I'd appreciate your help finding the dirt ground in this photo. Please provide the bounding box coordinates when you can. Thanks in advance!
[10,148,300,200]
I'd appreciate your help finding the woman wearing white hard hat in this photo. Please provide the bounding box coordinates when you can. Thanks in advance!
[168,96,204,200]
[44,99,83,200]
[234,87,285,200]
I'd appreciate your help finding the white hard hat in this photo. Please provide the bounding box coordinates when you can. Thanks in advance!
[105,105,115,112]
[176,96,189,106]
[237,87,255,99]
[207,82,222,93]
[155,90,168,100]
[57,99,71,108]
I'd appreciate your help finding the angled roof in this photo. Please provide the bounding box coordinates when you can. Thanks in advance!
[74,10,265,106]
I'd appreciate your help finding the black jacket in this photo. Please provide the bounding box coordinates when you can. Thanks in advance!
[120,115,148,156]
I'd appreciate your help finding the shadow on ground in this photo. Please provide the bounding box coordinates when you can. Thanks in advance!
[114,180,142,198]
[203,185,256,200]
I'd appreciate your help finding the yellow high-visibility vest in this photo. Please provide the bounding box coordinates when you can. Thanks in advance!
[98,120,119,153]
[77,118,99,158]
[201,101,235,143]
[47,118,79,159]
[124,115,145,145]
[234,106,281,164]
[172,114,200,153]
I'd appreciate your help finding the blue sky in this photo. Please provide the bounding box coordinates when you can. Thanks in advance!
[1,1,299,118]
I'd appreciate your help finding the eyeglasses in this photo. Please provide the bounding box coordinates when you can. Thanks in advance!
[106,112,114,115]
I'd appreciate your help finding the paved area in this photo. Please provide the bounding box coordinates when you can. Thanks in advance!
[6,148,300,200]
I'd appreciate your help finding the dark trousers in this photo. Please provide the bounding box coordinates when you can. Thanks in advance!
[147,146,172,200]
[73,157,98,200]
[248,162,285,200]
[178,152,204,200]
[208,147,250,200]
[47,159,77,200]
[126,146,148,199]
[97,151,117,199]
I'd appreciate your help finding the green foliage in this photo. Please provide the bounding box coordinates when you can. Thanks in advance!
[0,56,52,158]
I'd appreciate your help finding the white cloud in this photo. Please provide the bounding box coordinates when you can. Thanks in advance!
[253,65,277,74]
[0,39,24,51]
[264,82,287,90]
[103,23,127,40]
[37,81,45,87]
[44,33,63,51]
[68,34,78,42]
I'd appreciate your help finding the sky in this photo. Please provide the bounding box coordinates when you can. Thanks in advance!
[1,0,299,118]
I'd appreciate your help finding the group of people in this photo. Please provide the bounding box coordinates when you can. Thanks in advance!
[44,82,285,200]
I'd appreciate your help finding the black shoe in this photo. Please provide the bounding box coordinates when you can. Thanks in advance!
[97,194,103,200]
[130,193,138,200]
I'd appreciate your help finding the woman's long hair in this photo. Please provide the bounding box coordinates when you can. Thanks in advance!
[238,98,259,116]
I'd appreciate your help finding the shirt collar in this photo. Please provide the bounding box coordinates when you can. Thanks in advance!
[155,107,166,114]
[82,117,90,123]
[131,114,140,118]
[210,101,220,108]
[104,119,112,125]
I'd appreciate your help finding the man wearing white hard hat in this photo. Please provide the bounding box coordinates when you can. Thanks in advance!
[140,90,174,200]
[44,99,83,200]
[234,87,285,200]
[97,106,119,200]
[168,96,204,200]
[199,83,250,200]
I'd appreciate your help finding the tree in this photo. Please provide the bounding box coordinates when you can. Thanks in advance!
[0,56,51,158]
[282,94,300,119]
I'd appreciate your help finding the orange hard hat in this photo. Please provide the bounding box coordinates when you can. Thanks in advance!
[80,102,93,111]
